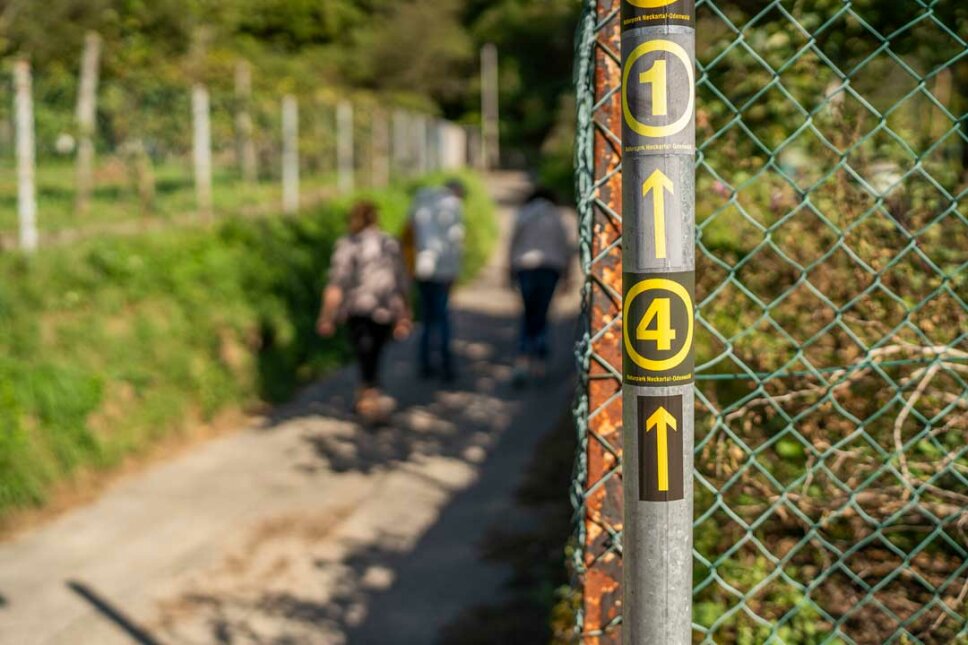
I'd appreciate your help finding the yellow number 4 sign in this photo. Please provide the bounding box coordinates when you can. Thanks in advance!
[623,276,694,374]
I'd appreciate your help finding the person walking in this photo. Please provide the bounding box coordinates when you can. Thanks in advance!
[403,179,466,382]
[317,201,412,419]
[509,186,572,384]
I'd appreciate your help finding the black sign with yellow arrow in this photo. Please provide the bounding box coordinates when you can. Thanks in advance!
[637,394,685,501]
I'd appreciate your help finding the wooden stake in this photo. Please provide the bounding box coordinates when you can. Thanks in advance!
[281,95,299,214]
[75,31,101,216]
[235,60,258,184]
[192,84,213,219]
[14,59,37,252]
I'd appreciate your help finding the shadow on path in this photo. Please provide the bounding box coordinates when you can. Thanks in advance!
[141,171,581,643]
[67,581,162,645]
[152,309,579,644]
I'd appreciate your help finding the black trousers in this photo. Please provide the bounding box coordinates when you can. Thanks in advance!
[347,316,393,387]
[516,268,560,358]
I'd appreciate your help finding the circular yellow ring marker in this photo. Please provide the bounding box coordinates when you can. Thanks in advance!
[626,0,676,7]
[623,278,694,372]
[622,40,695,139]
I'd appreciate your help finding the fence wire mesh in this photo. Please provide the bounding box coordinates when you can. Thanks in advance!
[573,0,968,643]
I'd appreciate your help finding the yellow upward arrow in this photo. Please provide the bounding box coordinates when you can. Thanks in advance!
[642,169,674,260]
[646,406,678,492]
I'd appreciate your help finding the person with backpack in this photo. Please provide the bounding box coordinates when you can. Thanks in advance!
[317,200,412,419]
[402,179,466,382]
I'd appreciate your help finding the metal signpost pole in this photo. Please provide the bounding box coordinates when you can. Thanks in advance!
[619,1,695,642]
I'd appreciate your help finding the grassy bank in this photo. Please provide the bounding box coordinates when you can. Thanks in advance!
[0,171,497,521]
[0,159,346,237]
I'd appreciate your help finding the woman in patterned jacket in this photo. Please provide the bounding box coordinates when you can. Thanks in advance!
[317,201,412,419]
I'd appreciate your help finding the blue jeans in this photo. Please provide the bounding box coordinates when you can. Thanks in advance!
[417,280,453,376]
[516,268,560,359]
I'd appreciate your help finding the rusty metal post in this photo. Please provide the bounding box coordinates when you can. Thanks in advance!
[581,0,624,642]
[619,1,696,642]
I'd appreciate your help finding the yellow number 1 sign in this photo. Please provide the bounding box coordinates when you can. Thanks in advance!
[622,39,694,139]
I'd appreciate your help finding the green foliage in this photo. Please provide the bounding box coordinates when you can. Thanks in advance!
[469,0,580,152]
[538,94,578,203]
[0,161,331,236]
[0,171,495,519]
[0,0,579,203]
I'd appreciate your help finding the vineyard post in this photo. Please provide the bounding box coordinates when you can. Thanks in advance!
[191,83,213,219]
[337,100,354,193]
[75,31,101,216]
[14,59,37,253]
[281,94,299,214]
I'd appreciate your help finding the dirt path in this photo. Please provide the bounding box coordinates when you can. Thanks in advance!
[0,172,580,645]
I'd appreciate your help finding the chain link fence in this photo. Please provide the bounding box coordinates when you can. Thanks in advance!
[573,0,968,642]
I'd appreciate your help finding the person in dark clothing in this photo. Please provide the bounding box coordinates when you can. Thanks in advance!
[508,187,573,384]
[516,267,562,361]
[317,201,411,418]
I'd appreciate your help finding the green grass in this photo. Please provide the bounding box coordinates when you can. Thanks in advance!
[0,170,496,519]
[0,158,338,236]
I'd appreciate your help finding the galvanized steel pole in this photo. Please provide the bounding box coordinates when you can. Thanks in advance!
[620,1,695,643]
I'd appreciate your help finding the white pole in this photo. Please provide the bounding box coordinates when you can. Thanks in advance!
[391,109,408,178]
[371,109,390,188]
[428,119,440,173]
[75,31,101,216]
[235,60,258,184]
[440,122,467,171]
[337,100,354,194]
[467,127,483,170]
[414,114,428,176]
[192,84,213,219]
[14,59,37,253]
[281,94,299,214]
[481,43,500,170]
